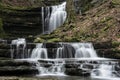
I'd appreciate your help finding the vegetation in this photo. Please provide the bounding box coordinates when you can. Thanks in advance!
[35,0,120,44]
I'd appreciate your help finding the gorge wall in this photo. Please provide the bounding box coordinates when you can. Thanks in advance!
[0,0,65,37]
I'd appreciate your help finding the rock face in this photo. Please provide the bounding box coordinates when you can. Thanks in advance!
[93,41,120,59]
[3,8,43,37]
[0,0,65,37]
[0,60,38,76]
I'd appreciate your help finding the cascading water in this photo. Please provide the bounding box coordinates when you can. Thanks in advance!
[30,43,66,76]
[11,38,26,59]
[42,7,45,34]
[36,60,65,76]
[31,43,48,59]
[41,2,67,34]
[71,43,97,58]
[48,2,67,33]
[56,47,64,58]
[11,41,120,78]
[91,62,120,80]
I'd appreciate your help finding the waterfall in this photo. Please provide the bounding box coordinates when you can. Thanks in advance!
[10,41,119,78]
[11,38,26,59]
[91,62,120,80]
[41,2,67,34]
[56,43,97,58]
[48,2,67,33]
[36,60,65,76]
[42,7,45,34]
[56,47,64,58]
[71,43,97,58]
[31,43,48,59]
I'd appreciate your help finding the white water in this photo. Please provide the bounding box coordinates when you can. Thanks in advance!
[31,43,48,59]
[49,2,67,33]
[11,41,119,78]
[30,43,66,76]
[42,7,45,34]
[56,47,64,58]
[36,60,66,76]
[41,2,67,34]
[11,38,26,58]
[71,43,97,58]
[91,63,120,80]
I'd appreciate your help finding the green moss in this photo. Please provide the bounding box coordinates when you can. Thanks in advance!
[100,17,112,23]
[34,37,45,43]
[112,41,120,47]
[112,0,120,5]
[47,38,62,43]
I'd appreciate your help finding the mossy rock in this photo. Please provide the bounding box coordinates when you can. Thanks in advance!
[34,37,45,43]
[111,0,120,5]
[47,38,62,43]
[112,41,120,48]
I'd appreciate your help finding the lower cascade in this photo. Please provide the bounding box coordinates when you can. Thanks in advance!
[36,60,65,76]
[11,38,26,59]
[31,43,48,59]
[91,62,120,80]
[71,43,97,58]
[10,39,120,79]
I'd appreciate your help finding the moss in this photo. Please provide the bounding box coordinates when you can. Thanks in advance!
[47,38,62,43]
[112,41,120,47]
[34,37,45,43]
[111,0,120,5]
[100,17,112,23]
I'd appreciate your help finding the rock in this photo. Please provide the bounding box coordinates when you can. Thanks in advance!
[93,41,113,49]
[0,49,11,58]
[65,68,90,76]
[0,60,34,67]
[0,66,38,76]
[96,49,120,59]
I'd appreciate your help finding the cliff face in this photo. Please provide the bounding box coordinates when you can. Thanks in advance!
[0,0,65,37]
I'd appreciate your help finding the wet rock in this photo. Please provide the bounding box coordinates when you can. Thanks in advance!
[81,64,94,69]
[96,49,120,59]
[0,66,38,76]
[0,43,10,49]
[65,68,90,76]
[0,60,34,67]
[93,41,113,49]
[0,49,11,58]
[45,43,62,48]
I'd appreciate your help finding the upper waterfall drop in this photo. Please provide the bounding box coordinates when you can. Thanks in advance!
[41,2,67,34]
[48,2,67,33]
